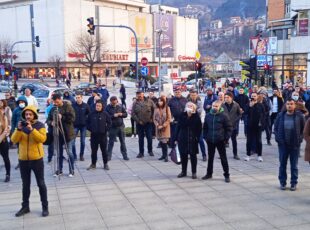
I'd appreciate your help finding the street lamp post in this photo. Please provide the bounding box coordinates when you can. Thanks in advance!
[157,29,163,96]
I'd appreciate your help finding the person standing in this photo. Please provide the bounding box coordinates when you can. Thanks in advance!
[106,96,129,161]
[128,97,137,138]
[47,94,76,177]
[222,92,242,160]
[0,103,10,182]
[87,100,111,170]
[244,92,265,162]
[87,89,101,112]
[176,102,202,179]
[77,71,81,81]
[258,89,272,145]
[119,84,126,108]
[168,87,187,148]
[269,89,284,134]
[72,94,90,161]
[202,100,233,183]
[203,88,217,113]
[5,92,16,112]
[97,84,110,107]
[235,88,249,135]
[275,99,305,191]
[11,105,48,217]
[132,90,155,158]
[63,90,75,104]
[24,88,38,109]
[154,96,171,162]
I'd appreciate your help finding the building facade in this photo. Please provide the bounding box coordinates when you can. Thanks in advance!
[267,0,310,87]
[0,0,198,79]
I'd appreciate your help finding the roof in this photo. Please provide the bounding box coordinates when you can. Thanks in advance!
[213,52,233,64]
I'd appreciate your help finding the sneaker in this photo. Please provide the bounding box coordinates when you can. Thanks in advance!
[202,156,207,162]
[201,174,212,180]
[257,156,263,162]
[225,177,231,183]
[136,153,144,158]
[131,135,135,138]
[15,207,30,217]
[4,175,10,183]
[87,164,96,170]
[103,164,110,170]
[42,208,49,217]
[148,152,154,156]
[290,185,297,191]
[233,155,240,160]
[68,171,75,177]
[244,156,250,161]
[53,170,63,177]
[280,184,286,190]
[80,156,85,161]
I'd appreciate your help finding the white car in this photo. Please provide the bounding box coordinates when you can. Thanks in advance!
[32,88,75,112]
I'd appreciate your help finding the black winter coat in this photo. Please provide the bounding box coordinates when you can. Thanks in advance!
[105,104,127,127]
[72,102,90,127]
[176,112,202,155]
[235,94,249,111]
[87,110,112,134]
[247,103,265,131]
[168,96,187,122]
[203,109,233,143]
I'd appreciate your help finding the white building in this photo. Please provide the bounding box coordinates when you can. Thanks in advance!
[0,0,198,79]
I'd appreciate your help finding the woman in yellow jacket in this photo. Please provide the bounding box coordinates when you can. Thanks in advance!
[11,105,48,217]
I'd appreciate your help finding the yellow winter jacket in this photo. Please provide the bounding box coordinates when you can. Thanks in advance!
[11,105,47,161]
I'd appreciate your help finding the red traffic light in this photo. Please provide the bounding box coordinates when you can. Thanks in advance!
[264,64,270,70]
[195,62,202,71]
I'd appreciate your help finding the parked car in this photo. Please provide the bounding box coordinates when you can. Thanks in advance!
[150,80,169,91]
[0,81,12,92]
[33,88,75,112]
[185,79,199,91]
[173,82,187,92]
[74,82,96,95]
[19,82,49,94]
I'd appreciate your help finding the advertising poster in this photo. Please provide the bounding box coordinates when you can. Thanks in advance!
[299,19,309,36]
[256,38,268,55]
[129,13,153,50]
[268,37,278,54]
[155,14,175,58]
[257,55,273,67]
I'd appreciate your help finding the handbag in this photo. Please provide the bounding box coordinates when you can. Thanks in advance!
[170,145,181,165]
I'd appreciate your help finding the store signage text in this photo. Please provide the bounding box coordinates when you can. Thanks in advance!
[102,54,129,61]
[178,55,196,61]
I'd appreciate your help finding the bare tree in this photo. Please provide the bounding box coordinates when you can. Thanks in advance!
[68,33,104,82]
[48,55,62,79]
[0,39,12,64]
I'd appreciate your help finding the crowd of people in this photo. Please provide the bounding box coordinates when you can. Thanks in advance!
[1,79,310,218]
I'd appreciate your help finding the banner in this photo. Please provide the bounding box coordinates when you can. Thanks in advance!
[299,19,309,36]
[155,14,175,58]
[257,55,272,67]
[268,37,278,54]
[129,13,153,49]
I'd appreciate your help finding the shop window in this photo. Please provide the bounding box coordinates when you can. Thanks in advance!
[294,54,307,66]
[273,55,283,66]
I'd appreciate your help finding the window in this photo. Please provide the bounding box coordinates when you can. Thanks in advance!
[285,3,290,15]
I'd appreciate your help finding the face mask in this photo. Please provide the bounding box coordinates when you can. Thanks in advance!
[185,107,193,113]
[292,95,299,101]
[19,103,26,109]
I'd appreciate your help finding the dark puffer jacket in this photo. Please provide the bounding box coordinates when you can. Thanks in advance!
[72,102,90,127]
[222,101,242,128]
[87,110,112,134]
[274,111,305,148]
[105,104,127,128]
[168,96,187,122]
[176,112,202,155]
[203,108,233,144]
[246,102,265,131]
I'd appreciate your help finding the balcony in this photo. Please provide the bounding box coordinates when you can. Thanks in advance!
[277,36,310,54]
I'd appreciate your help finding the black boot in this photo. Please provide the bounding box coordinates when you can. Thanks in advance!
[15,207,30,217]
[4,175,10,182]
[42,206,49,217]
[162,143,168,162]
[158,156,165,160]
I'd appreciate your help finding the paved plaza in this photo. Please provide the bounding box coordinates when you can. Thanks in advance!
[1,130,310,230]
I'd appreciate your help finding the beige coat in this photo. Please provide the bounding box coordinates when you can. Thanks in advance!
[303,118,310,162]
[153,107,171,142]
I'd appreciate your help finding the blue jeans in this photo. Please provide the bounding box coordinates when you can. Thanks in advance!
[278,144,299,186]
[136,122,153,154]
[59,139,75,173]
[107,126,127,159]
[72,126,87,159]
[199,134,206,157]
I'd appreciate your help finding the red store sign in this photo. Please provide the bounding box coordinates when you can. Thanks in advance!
[178,55,196,61]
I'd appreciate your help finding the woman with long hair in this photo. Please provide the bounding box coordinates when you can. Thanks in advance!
[0,99,10,182]
[153,96,171,162]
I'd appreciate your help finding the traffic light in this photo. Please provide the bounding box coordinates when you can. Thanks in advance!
[87,17,95,35]
[264,64,271,75]
[240,57,257,81]
[195,62,202,72]
[35,36,40,47]
[4,68,10,77]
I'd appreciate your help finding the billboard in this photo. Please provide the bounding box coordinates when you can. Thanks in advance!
[299,19,309,36]
[250,37,278,55]
[129,13,153,49]
[154,14,175,58]
[257,55,272,67]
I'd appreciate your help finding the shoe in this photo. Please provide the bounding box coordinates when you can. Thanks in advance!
[244,156,250,161]
[53,170,63,177]
[164,157,168,162]
[87,164,96,170]
[108,156,111,161]
[177,172,187,178]
[131,135,135,138]
[192,173,197,179]
[202,156,207,162]
[47,159,52,164]
[80,156,84,161]
[257,156,263,162]
[15,207,30,217]
[148,152,154,156]
[15,164,20,170]
[290,185,297,191]
[4,175,10,183]
[123,156,129,161]
[42,207,49,217]
[158,156,165,160]
[103,164,110,170]
[280,184,286,190]
[225,177,230,183]
[234,155,240,160]
[68,171,75,177]
[202,174,212,180]
[267,141,272,146]
[136,153,144,158]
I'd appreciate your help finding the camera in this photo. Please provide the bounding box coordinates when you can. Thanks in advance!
[21,120,28,127]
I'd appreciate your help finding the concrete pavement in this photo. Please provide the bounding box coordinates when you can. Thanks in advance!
[1,129,310,230]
